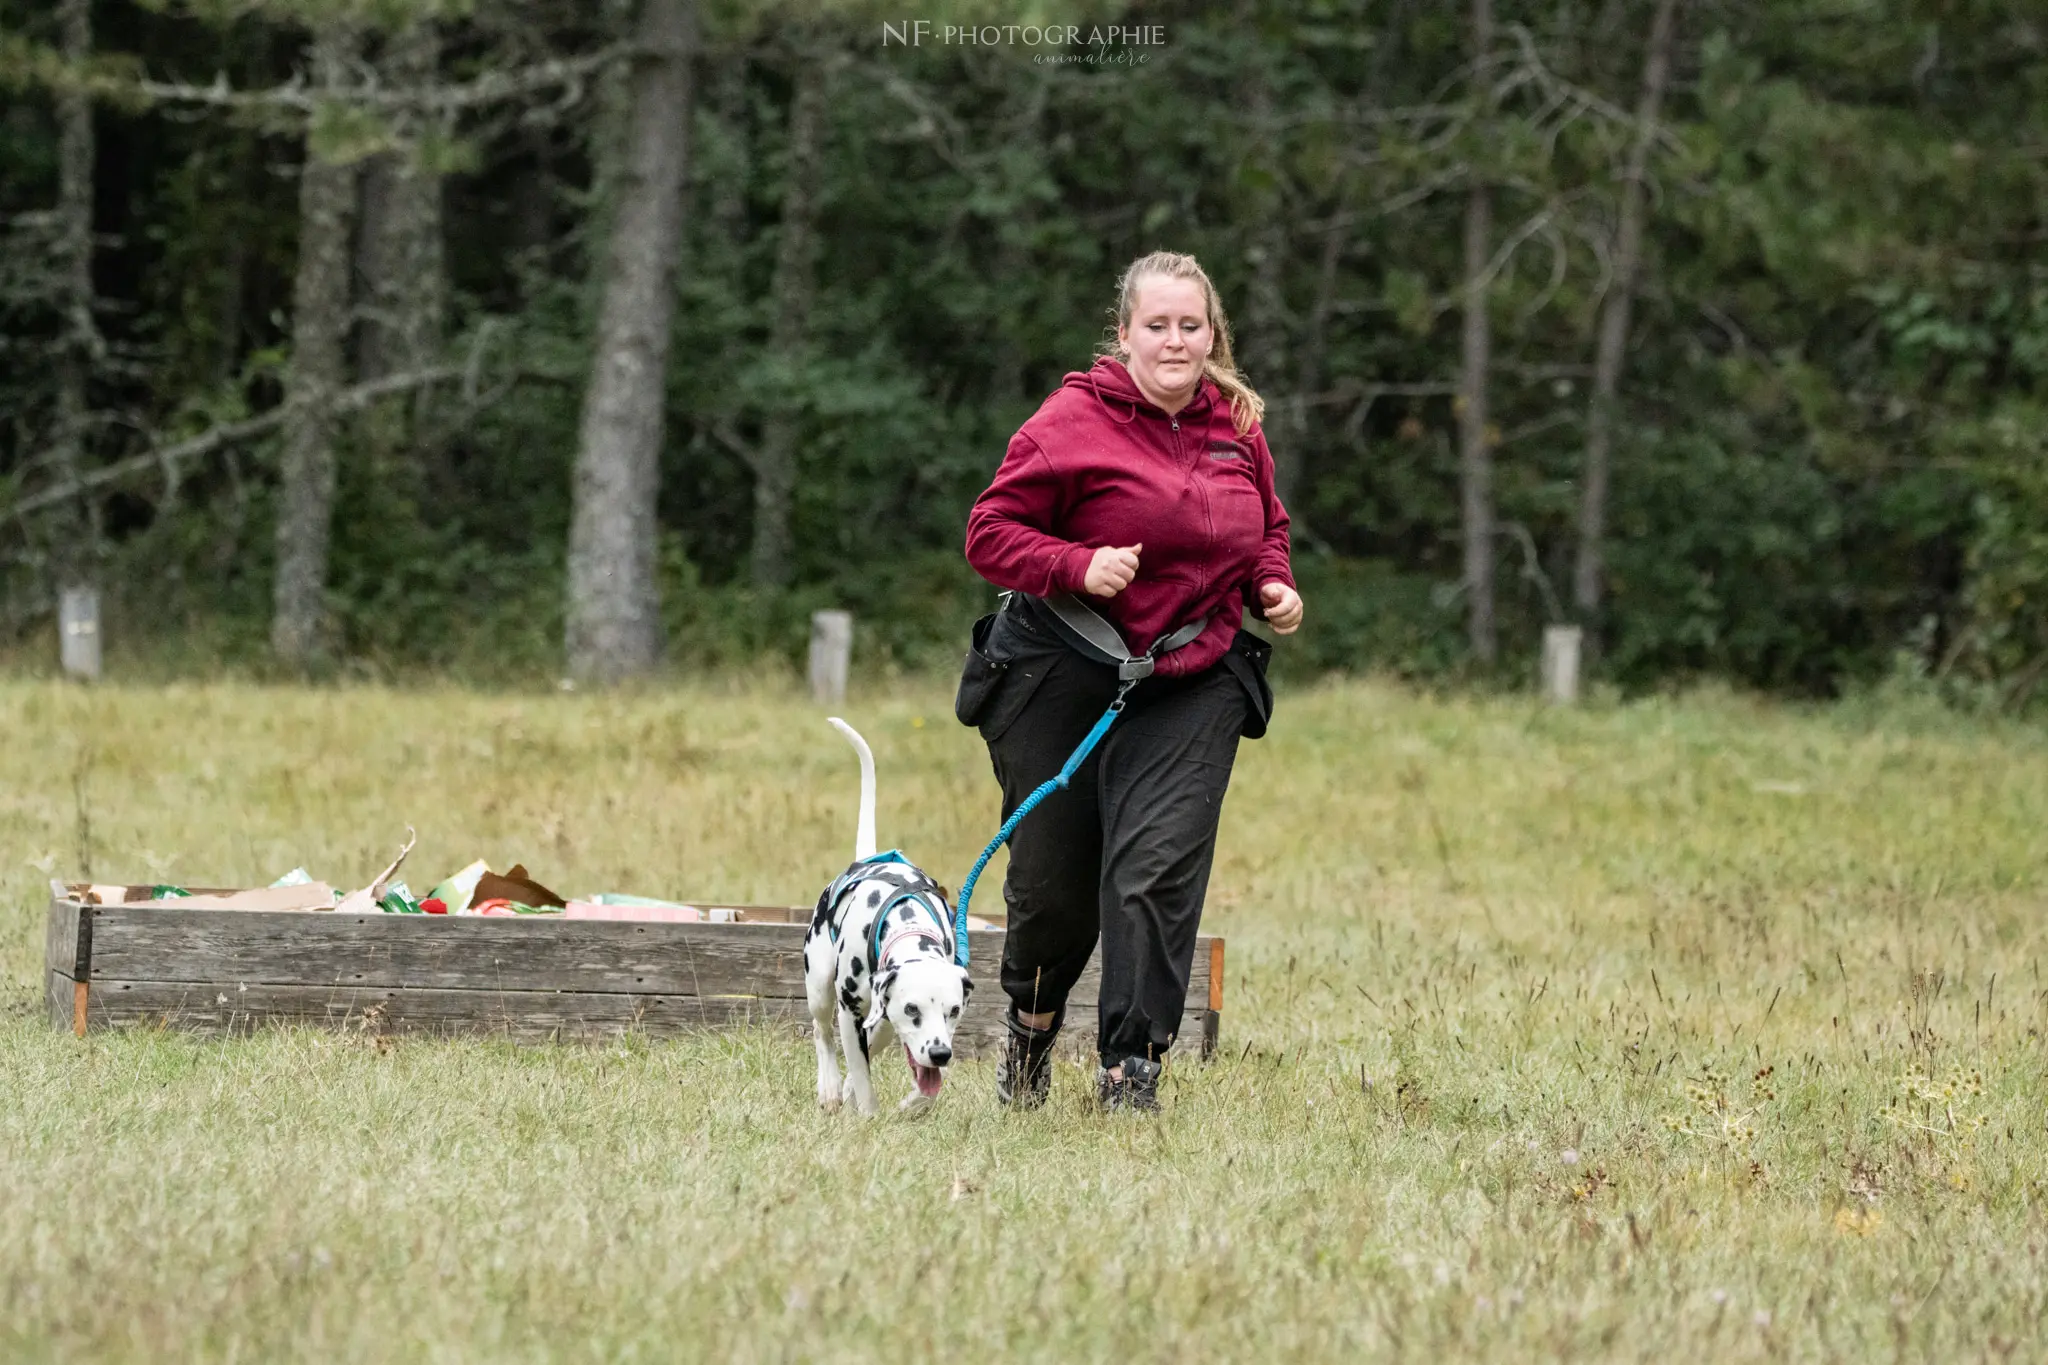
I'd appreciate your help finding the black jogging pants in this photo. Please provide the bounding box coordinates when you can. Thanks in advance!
[956,597,1267,1068]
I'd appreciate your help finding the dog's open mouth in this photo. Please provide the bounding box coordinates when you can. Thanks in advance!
[907,1047,944,1098]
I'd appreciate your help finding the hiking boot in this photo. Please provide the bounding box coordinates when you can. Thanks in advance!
[1096,1055,1163,1112]
[995,1011,1059,1109]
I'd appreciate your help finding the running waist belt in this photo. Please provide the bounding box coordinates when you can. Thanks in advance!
[1016,590,1209,679]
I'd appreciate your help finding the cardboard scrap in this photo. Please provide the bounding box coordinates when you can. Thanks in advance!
[334,828,418,914]
[71,883,207,906]
[563,901,705,922]
[471,863,566,909]
[128,883,339,912]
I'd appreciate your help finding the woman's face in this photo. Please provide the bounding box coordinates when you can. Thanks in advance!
[1117,275,1213,408]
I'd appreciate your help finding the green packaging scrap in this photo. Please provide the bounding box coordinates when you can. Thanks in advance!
[424,859,489,915]
[378,880,423,915]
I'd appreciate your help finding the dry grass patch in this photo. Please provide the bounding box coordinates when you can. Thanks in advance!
[2,676,2046,1361]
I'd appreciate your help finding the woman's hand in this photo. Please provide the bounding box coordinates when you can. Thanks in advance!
[1084,543,1143,598]
[1259,582,1303,634]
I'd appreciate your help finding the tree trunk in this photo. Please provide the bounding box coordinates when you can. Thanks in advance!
[50,0,99,593]
[565,0,697,683]
[354,19,445,384]
[1573,0,1681,628]
[579,0,640,284]
[747,47,826,590]
[353,19,447,504]
[272,20,360,667]
[1458,0,1497,665]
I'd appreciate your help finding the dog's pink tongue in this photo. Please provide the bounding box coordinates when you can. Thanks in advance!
[907,1047,944,1098]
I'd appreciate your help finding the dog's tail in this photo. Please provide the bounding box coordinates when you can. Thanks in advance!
[826,717,878,861]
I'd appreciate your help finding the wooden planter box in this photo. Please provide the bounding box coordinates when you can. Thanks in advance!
[43,892,1223,1058]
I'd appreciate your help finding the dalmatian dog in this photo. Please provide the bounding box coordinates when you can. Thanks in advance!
[804,718,973,1116]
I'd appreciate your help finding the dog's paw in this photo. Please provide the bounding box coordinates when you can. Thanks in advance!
[897,1090,937,1118]
[818,1090,842,1113]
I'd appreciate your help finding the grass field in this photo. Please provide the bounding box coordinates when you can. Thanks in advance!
[3,674,2047,1362]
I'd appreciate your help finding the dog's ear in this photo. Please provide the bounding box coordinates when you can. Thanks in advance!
[957,967,974,999]
[862,968,896,1035]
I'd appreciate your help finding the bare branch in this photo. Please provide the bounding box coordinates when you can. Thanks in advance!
[856,57,968,172]
[1499,23,1685,156]
[1431,192,1590,322]
[1498,519,1565,625]
[0,365,465,529]
[707,417,760,475]
[1513,220,1573,326]
[109,44,629,117]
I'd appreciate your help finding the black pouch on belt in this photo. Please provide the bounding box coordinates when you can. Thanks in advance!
[953,595,1068,739]
[1220,628,1275,740]
[953,610,1006,728]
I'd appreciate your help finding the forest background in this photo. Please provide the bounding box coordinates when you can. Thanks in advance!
[1,0,2044,699]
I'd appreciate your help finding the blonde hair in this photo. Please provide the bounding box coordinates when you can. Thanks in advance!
[1098,250,1266,436]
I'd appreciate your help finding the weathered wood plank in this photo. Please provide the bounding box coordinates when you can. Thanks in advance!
[46,967,72,1033]
[82,977,1218,1058]
[86,979,807,1041]
[90,910,815,996]
[84,907,1211,1007]
[45,898,90,980]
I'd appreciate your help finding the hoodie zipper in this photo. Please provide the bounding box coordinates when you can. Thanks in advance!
[1169,410,1216,602]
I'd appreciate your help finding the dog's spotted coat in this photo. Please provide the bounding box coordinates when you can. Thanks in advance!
[807,722,972,1116]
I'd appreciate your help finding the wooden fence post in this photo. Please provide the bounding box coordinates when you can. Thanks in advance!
[1541,624,1581,705]
[59,587,101,681]
[809,609,851,704]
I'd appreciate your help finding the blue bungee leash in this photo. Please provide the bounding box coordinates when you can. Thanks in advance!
[950,592,1210,968]
[949,677,1134,967]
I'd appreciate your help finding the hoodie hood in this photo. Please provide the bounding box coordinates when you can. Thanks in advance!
[1065,356,1218,426]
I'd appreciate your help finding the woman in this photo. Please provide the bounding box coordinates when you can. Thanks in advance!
[957,250,1303,1111]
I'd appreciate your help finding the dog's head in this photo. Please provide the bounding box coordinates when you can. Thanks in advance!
[864,957,973,1098]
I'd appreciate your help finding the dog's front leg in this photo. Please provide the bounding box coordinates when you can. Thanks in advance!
[812,1014,842,1111]
[838,1010,878,1117]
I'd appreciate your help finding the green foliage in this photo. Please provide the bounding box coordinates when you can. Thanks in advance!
[1272,555,1466,682]
[1,0,2045,698]
[1955,404,2048,692]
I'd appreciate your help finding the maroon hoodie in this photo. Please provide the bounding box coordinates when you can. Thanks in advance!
[964,357,1294,678]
